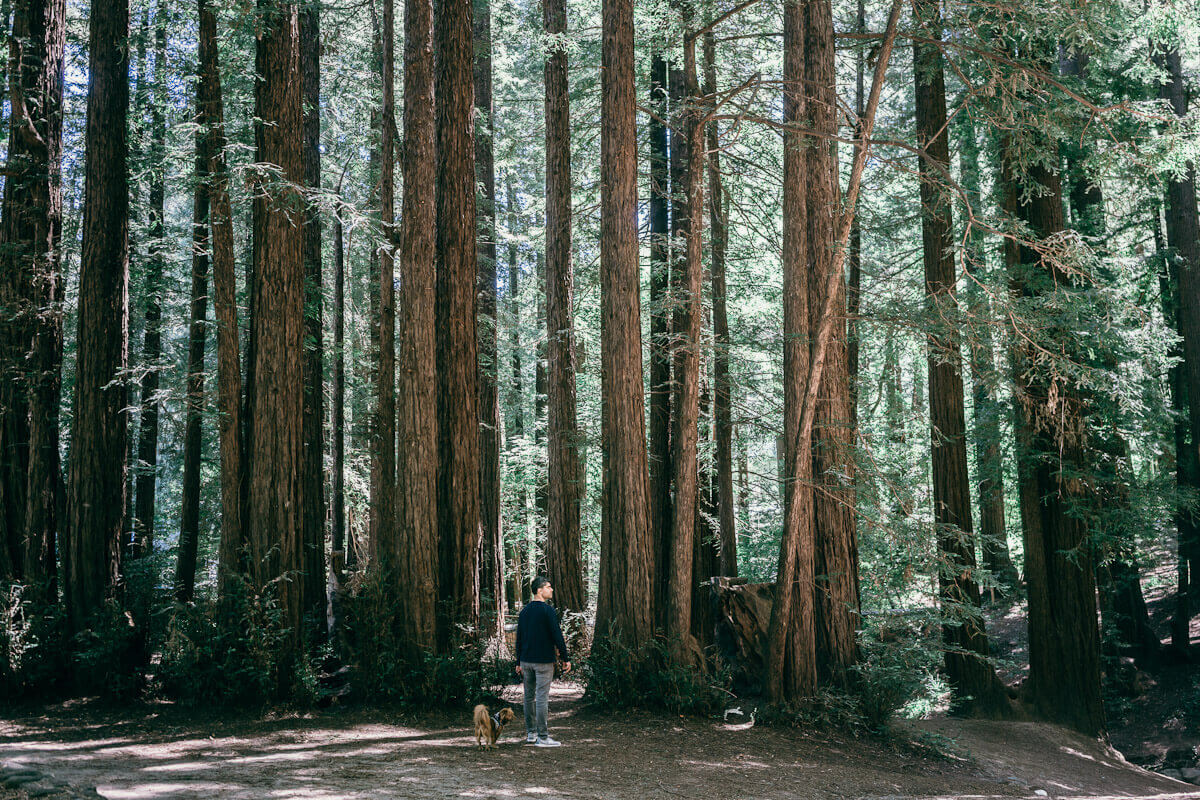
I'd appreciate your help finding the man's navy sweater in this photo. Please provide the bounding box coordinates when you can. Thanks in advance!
[515,601,570,664]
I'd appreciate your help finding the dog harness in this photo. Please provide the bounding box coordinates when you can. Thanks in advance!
[491,712,503,729]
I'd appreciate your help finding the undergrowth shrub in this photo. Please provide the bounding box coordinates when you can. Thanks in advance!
[71,600,144,699]
[345,577,505,707]
[854,612,946,729]
[583,634,731,715]
[1,583,67,697]
[158,578,304,706]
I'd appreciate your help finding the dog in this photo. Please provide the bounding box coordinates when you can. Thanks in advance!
[473,704,516,749]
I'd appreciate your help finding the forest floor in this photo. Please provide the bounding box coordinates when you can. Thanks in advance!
[1,680,1196,800]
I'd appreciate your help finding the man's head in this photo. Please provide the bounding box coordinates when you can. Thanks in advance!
[531,576,553,602]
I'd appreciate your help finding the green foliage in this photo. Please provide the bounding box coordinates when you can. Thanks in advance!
[70,601,144,700]
[344,577,505,708]
[853,613,949,730]
[583,634,731,716]
[0,584,68,698]
[158,578,299,706]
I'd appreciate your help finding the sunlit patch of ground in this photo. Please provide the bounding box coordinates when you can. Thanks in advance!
[2,683,1193,800]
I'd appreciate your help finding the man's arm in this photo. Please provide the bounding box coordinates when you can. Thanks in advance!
[515,610,523,672]
[550,607,570,664]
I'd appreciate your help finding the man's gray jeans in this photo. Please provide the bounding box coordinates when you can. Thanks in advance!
[521,661,554,737]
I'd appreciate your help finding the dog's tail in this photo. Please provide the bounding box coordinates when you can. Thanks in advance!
[473,703,488,715]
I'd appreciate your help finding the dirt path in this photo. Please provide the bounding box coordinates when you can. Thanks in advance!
[1,684,1195,800]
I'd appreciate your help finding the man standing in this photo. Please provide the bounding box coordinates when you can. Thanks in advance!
[515,576,572,746]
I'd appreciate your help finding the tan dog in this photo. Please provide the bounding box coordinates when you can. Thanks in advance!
[473,704,516,749]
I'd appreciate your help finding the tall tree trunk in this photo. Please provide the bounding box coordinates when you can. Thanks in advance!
[1061,50,1157,665]
[332,179,347,563]
[1157,207,1199,651]
[913,10,1009,715]
[198,0,244,598]
[594,0,654,650]
[647,50,672,627]
[534,250,548,529]
[1002,132,1105,736]
[65,0,130,630]
[132,8,167,560]
[505,178,526,612]
[248,0,307,651]
[370,0,397,583]
[768,0,817,701]
[666,20,705,658]
[957,114,1018,594]
[543,0,584,615]
[175,94,210,603]
[475,0,504,631]
[846,0,863,433]
[806,0,858,681]
[1155,39,1200,638]
[0,0,66,591]
[704,30,736,578]
[396,0,438,651]
[435,0,480,647]
[300,0,326,628]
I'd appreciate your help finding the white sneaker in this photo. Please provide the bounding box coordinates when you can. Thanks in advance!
[525,733,537,744]
[535,736,561,747]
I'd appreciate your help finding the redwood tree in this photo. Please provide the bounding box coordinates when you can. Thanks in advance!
[543,0,584,614]
[370,0,397,581]
[594,0,654,650]
[131,9,168,560]
[913,10,1009,714]
[436,0,481,646]
[768,0,817,701]
[1004,134,1105,736]
[704,30,736,578]
[65,0,130,630]
[247,0,307,647]
[198,0,245,597]
[397,0,438,650]
[175,91,209,602]
[300,0,326,624]
[476,0,504,629]
[0,0,66,590]
[806,0,858,681]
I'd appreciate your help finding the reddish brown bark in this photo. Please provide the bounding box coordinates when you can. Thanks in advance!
[1002,135,1104,736]
[1155,41,1200,639]
[396,0,438,650]
[703,30,737,578]
[300,0,326,625]
[370,0,398,585]
[175,95,209,603]
[543,0,584,615]
[647,50,672,629]
[475,0,504,630]
[248,0,306,647]
[913,12,1009,715]
[594,0,654,650]
[0,0,66,590]
[198,0,245,598]
[131,10,167,561]
[64,0,130,630]
[805,0,858,681]
[768,0,817,701]
[436,0,481,646]
[666,24,705,657]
